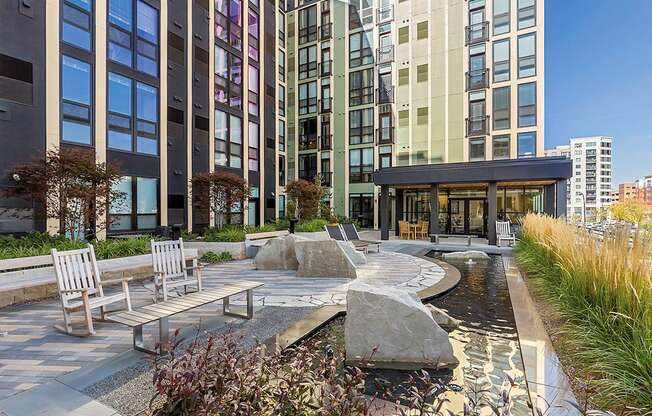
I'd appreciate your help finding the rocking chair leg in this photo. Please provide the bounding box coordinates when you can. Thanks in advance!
[62,310,72,334]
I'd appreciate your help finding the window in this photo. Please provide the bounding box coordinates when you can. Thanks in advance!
[493,39,510,82]
[298,45,317,79]
[278,194,286,218]
[493,135,510,159]
[229,0,242,50]
[398,26,409,44]
[279,49,286,80]
[320,43,331,76]
[518,0,536,29]
[349,68,374,106]
[349,108,374,144]
[379,112,393,143]
[136,82,158,154]
[61,56,92,145]
[517,132,536,158]
[469,138,485,161]
[417,107,428,125]
[248,65,259,115]
[518,82,536,127]
[493,0,509,35]
[349,148,373,183]
[349,194,373,227]
[248,122,259,171]
[467,90,487,136]
[215,109,228,166]
[298,81,317,114]
[108,72,132,150]
[278,84,285,116]
[298,6,317,44]
[278,119,286,152]
[379,145,392,169]
[62,0,92,50]
[416,64,428,83]
[229,115,242,168]
[299,118,318,150]
[109,176,158,231]
[493,87,510,130]
[230,55,242,109]
[398,68,409,86]
[518,33,536,78]
[320,78,331,112]
[248,10,259,62]
[349,31,373,68]
[299,153,317,180]
[417,21,428,39]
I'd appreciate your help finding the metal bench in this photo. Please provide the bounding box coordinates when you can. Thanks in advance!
[108,281,263,354]
[430,234,473,246]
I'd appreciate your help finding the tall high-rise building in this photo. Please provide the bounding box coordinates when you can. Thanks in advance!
[286,0,546,228]
[0,0,286,235]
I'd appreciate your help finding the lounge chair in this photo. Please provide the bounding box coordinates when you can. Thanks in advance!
[325,224,369,254]
[415,221,429,239]
[496,221,516,246]
[341,223,381,252]
[151,238,204,301]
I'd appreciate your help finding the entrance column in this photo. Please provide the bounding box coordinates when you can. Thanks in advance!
[429,184,440,238]
[556,179,568,217]
[487,182,497,245]
[380,185,390,240]
[394,189,403,236]
[544,184,556,216]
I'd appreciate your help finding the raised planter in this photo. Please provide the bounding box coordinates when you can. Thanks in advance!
[184,241,247,260]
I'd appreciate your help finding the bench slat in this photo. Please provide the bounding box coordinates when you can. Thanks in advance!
[109,314,146,327]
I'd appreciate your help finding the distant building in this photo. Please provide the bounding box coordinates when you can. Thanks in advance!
[635,176,652,205]
[619,182,638,202]
[610,190,619,204]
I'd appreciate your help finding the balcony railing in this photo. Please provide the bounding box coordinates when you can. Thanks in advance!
[466,115,490,137]
[319,134,332,150]
[376,126,395,144]
[376,45,394,64]
[376,5,393,23]
[319,60,332,77]
[376,86,394,104]
[320,23,332,40]
[298,134,318,151]
[299,170,317,182]
[465,21,489,45]
[319,171,333,187]
[298,25,318,45]
[465,68,489,91]
[319,97,332,114]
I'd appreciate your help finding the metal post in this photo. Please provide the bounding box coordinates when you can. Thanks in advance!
[488,182,498,245]
[429,184,440,239]
[380,186,389,240]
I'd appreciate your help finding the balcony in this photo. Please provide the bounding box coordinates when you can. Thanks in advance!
[319,97,332,114]
[319,171,333,188]
[320,23,332,40]
[465,68,489,91]
[376,86,394,104]
[319,60,332,77]
[319,134,332,150]
[466,115,490,137]
[465,21,489,46]
[376,45,394,64]
[298,134,318,151]
[376,126,395,144]
[376,5,393,23]
[299,170,317,182]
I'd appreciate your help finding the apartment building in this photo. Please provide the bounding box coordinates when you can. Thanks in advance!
[285,0,552,234]
[0,0,286,235]
[619,182,638,203]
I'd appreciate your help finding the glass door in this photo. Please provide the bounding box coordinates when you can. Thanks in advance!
[449,199,466,234]
[468,199,487,236]
[448,198,487,236]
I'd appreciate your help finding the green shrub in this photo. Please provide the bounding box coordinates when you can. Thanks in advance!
[203,226,245,242]
[199,251,233,264]
[295,218,330,232]
[93,237,152,259]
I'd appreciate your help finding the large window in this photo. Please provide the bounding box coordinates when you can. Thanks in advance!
[215,109,228,166]
[349,68,374,106]
[492,135,510,160]
[299,118,317,150]
[493,0,509,35]
[349,148,373,183]
[278,119,286,152]
[278,85,285,116]
[109,176,158,232]
[518,33,536,78]
[298,6,317,44]
[61,56,92,145]
[108,0,159,77]
[492,86,510,130]
[248,65,259,115]
[517,132,536,158]
[349,31,373,68]
[248,122,259,171]
[215,0,242,50]
[298,81,317,115]
[349,194,373,228]
[517,0,536,29]
[248,10,259,62]
[518,82,536,127]
[62,0,93,50]
[493,39,510,82]
[349,108,374,145]
[469,138,485,161]
[229,115,242,168]
[298,46,317,79]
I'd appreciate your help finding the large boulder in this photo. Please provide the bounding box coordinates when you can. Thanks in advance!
[425,304,461,330]
[345,283,458,369]
[254,234,307,270]
[442,250,489,260]
[294,240,358,278]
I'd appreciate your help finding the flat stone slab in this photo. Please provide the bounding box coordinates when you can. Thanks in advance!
[295,240,358,278]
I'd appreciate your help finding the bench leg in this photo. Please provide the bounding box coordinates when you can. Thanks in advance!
[223,290,254,320]
[133,317,170,355]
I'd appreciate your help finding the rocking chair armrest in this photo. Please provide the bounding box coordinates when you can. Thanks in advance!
[59,288,89,294]
[102,276,134,285]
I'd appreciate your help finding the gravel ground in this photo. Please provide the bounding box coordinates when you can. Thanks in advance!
[82,306,317,416]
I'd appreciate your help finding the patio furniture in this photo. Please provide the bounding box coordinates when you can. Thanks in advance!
[399,221,414,240]
[341,223,381,252]
[496,221,516,246]
[430,234,473,246]
[51,244,132,336]
[151,238,204,301]
[415,221,429,239]
[325,224,369,254]
[109,281,263,354]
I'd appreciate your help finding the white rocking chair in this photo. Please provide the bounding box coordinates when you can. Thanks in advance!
[496,221,517,247]
[52,244,132,336]
[151,238,203,301]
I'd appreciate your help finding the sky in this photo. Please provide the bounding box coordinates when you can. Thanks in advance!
[545,0,652,185]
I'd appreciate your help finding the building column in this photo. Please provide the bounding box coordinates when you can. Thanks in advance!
[429,184,439,237]
[380,186,389,240]
[543,183,555,216]
[394,188,403,236]
[556,179,568,217]
[488,182,497,245]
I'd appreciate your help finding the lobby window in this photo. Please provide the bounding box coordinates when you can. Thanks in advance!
[248,65,259,116]
[109,176,158,232]
[298,45,317,79]
[492,86,510,130]
[349,68,374,106]
[469,138,485,161]
[298,81,317,115]
[215,109,228,166]
[518,0,536,29]
[349,148,373,183]
[278,119,286,152]
[62,0,93,51]
[493,39,510,82]
[493,135,510,160]
[518,33,536,78]
[518,82,536,127]
[248,122,259,171]
[517,132,536,158]
[416,64,428,83]
[349,108,374,145]
[398,26,409,44]
[298,5,317,44]
[379,145,392,169]
[229,115,243,168]
[248,10,259,62]
[349,193,373,228]
[417,21,428,40]
[61,56,92,145]
[493,0,509,35]
[349,31,373,68]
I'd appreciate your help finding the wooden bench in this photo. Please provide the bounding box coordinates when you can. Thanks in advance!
[245,230,289,241]
[430,234,473,246]
[108,281,263,354]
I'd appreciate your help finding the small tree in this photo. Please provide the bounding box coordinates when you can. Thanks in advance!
[191,171,250,228]
[285,179,325,220]
[609,199,648,225]
[5,148,124,240]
